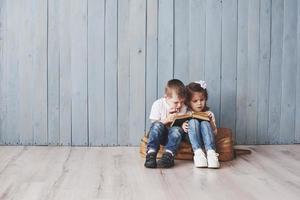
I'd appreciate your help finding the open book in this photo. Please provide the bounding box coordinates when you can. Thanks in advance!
[170,111,210,127]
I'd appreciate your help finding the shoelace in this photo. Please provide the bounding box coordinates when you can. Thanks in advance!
[146,153,156,160]
[208,151,219,157]
[161,153,173,161]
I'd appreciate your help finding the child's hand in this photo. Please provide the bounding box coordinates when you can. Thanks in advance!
[169,107,179,114]
[162,113,176,124]
[182,121,188,133]
[207,111,213,120]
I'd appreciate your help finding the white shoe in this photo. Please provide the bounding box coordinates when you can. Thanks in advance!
[193,149,207,168]
[207,150,220,169]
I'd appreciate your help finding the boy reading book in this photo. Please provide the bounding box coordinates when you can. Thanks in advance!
[144,79,187,168]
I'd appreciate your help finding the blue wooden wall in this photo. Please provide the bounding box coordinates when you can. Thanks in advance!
[0,0,299,146]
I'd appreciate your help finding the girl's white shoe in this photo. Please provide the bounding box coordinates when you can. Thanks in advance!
[193,149,207,168]
[207,150,220,168]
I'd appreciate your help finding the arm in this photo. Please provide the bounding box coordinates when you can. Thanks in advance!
[149,99,176,125]
[182,121,188,133]
[207,111,217,135]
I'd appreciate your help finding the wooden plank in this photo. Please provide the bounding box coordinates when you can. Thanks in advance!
[204,0,221,125]
[5,0,22,145]
[174,0,189,84]
[31,1,48,145]
[0,0,7,144]
[48,0,60,145]
[279,0,298,144]
[189,0,206,81]
[257,0,271,144]
[296,0,300,143]
[0,146,71,200]
[18,1,36,145]
[117,0,130,145]
[0,146,300,199]
[245,0,260,144]
[58,1,72,145]
[236,0,248,144]
[12,1,49,145]
[268,0,284,144]
[145,0,158,130]
[157,0,174,97]
[70,0,88,145]
[128,0,146,145]
[87,0,105,146]
[220,0,237,139]
[104,0,118,145]
[48,0,72,145]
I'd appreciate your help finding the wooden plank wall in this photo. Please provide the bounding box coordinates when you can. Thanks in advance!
[0,0,299,146]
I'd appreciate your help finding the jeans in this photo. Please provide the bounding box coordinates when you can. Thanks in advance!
[147,122,185,154]
[188,119,216,151]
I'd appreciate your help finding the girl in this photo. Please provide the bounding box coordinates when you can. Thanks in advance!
[183,81,220,168]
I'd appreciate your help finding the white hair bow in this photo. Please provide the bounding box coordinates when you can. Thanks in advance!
[194,80,207,89]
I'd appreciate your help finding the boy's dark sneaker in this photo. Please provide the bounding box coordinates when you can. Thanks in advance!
[144,152,157,168]
[157,152,175,168]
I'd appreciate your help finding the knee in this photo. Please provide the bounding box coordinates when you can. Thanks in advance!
[188,119,200,129]
[149,121,165,136]
[169,127,183,140]
[200,121,211,130]
[150,121,165,131]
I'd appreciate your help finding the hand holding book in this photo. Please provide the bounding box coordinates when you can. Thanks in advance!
[170,111,210,127]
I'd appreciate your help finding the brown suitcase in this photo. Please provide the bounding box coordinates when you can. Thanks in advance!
[140,128,249,162]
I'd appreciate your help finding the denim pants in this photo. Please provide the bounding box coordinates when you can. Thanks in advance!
[188,119,216,151]
[147,122,185,154]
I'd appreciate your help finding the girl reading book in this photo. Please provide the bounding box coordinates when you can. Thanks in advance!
[184,81,220,168]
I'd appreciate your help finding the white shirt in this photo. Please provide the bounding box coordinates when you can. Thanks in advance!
[149,97,187,122]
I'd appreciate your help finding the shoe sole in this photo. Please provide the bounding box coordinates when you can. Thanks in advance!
[144,165,157,168]
[157,164,174,168]
[195,165,208,168]
[208,165,220,169]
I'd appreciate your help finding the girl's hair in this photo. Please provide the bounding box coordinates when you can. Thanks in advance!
[185,82,209,111]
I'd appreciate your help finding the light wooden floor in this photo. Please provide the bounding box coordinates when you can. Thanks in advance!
[0,145,299,200]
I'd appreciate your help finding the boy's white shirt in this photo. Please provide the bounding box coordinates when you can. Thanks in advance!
[186,109,218,135]
[149,97,187,123]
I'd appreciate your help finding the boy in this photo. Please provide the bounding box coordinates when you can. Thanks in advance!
[144,79,187,168]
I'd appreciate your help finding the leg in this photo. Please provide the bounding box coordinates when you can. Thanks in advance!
[188,119,207,168]
[200,121,216,151]
[157,126,184,168]
[200,121,220,168]
[188,119,204,151]
[165,126,185,154]
[147,122,168,152]
[145,122,168,168]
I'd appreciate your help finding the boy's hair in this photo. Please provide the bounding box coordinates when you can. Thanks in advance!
[185,82,209,111]
[165,79,186,99]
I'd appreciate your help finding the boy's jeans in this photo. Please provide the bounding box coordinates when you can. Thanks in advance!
[188,119,216,151]
[147,122,185,154]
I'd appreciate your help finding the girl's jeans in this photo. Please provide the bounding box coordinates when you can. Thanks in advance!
[188,119,216,151]
[147,122,185,154]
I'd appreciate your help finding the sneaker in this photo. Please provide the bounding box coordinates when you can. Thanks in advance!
[207,150,220,169]
[157,152,175,168]
[193,149,208,168]
[144,152,157,168]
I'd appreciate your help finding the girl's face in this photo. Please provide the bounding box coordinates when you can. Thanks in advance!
[189,92,206,112]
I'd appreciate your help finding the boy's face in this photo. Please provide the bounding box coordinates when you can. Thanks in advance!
[165,92,185,113]
[189,92,206,112]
